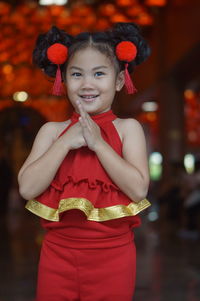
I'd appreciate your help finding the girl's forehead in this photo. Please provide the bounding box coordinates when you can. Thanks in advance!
[68,47,113,68]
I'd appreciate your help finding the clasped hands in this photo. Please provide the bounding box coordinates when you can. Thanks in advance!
[74,100,104,152]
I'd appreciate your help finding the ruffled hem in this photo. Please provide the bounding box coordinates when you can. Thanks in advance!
[25,197,151,222]
[51,175,120,193]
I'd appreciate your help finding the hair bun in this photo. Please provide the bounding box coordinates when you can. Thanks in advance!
[32,26,73,78]
[110,22,151,70]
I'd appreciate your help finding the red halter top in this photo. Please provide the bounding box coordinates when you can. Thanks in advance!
[26,109,150,226]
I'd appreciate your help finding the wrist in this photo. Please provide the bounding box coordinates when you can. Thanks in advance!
[93,138,107,153]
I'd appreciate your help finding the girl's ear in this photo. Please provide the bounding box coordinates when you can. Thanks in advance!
[116,71,125,91]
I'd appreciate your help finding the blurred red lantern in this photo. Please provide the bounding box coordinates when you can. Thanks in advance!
[99,4,117,17]
[57,10,72,27]
[33,7,51,24]
[2,26,13,36]
[69,24,83,36]
[185,97,196,107]
[84,14,96,28]
[26,25,36,36]
[116,0,135,7]
[111,14,130,23]
[137,13,153,26]
[5,73,15,83]
[146,112,157,122]
[95,18,110,31]
[145,0,167,6]
[126,5,146,17]
[0,52,9,62]
[1,15,10,24]
[48,5,65,17]
[71,5,92,17]
[17,4,31,15]
[0,2,11,15]
[10,12,25,25]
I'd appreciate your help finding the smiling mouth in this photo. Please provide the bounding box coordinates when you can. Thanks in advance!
[79,95,99,102]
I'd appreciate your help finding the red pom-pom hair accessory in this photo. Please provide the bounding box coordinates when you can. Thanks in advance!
[116,41,137,94]
[47,43,68,96]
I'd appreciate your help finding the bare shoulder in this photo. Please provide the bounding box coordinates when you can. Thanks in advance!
[18,119,71,178]
[113,117,144,141]
[114,117,143,130]
[38,119,71,141]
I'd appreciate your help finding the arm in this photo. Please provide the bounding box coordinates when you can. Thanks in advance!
[18,121,86,200]
[94,119,150,202]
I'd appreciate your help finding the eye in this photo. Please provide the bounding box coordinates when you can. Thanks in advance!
[71,72,81,77]
[95,71,105,77]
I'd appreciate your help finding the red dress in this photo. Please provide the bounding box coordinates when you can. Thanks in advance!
[26,109,150,301]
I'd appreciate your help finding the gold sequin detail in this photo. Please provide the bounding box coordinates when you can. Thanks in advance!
[26,197,151,222]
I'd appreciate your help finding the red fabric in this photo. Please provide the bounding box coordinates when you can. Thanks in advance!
[37,110,135,210]
[36,110,139,300]
[36,238,136,301]
[41,209,140,247]
[39,109,141,241]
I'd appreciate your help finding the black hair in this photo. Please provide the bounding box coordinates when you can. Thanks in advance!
[32,26,73,78]
[108,22,151,71]
[32,22,151,79]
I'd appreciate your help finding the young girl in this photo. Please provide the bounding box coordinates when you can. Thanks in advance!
[18,23,151,301]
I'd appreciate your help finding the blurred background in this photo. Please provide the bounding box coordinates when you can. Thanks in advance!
[0,0,200,300]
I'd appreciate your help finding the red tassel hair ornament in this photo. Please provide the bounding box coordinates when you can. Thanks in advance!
[47,43,68,96]
[116,41,137,94]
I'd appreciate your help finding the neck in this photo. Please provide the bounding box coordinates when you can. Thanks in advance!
[71,108,116,124]
[75,107,111,116]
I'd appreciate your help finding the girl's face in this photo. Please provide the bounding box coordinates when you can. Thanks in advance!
[65,47,124,115]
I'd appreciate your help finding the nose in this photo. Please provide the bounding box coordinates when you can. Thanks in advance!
[81,75,95,90]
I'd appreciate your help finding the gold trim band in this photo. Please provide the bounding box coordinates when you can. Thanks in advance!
[25,197,151,222]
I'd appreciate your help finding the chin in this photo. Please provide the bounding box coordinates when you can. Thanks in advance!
[87,109,100,116]
[81,106,99,115]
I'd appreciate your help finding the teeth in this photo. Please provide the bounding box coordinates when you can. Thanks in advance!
[81,95,97,99]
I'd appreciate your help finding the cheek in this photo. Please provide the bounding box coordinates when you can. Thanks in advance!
[66,78,78,92]
[103,79,118,92]
[100,76,116,88]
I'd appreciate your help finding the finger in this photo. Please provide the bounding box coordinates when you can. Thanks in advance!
[76,100,86,117]
[79,116,89,129]
[85,113,93,127]
[77,100,91,118]
[77,101,92,126]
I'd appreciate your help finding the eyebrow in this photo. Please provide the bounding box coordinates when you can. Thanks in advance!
[69,66,108,71]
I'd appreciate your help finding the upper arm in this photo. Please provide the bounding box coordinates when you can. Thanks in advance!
[121,118,149,184]
[18,122,59,181]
